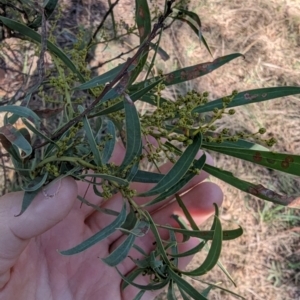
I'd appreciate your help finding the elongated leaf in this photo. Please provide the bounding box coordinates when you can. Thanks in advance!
[204,145,300,176]
[158,225,243,241]
[74,63,125,90]
[120,98,142,170]
[171,215,191,242]
[139,133,202,197]
[78,105,102,167]
[144,153,206,206]
[116,267,170,291]
[92,78,162,116]
[59,202,127,255]
[129,0,151,84]
[195,279,246,299]
[126,159,141,182]
[132,170,164,183]
[175,194,199,230]
[0,17,85,82]
[201,286,213,298]
[136,0,151,43]
[193,86,300,114]
[178,286,191,300]
[102,232,135,266]
[78,173,128,186]
[0,105,40,123]
[169,269,208,300]
[121,217,150,237]
[133,290,146,300]
[170,240,206,258]
[149,42,170,61]
[0,124,32,158]
[102,119,116,163]
[139,93,170,107]
[203,164,300,208]
[121,268,146,290]
[173,8,212,57]
[168,229,178,268]
[167,280,177,300]
[145,211,170,263]
[131,53,244,91]
[44,0,59,18]
[21,117,57,147]
[182,216,222,276]
[22,172,48,192]
[15,189,41,217]
[203,135,269,151]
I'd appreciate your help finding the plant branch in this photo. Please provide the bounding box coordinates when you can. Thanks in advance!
[90,45,139,71]
[34,0,176,150]
[87,0,121,48]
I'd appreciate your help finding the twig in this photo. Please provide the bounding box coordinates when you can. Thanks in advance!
[90,45,139,71]
[107,0,117,38]
[33,1,47,84]
[87,0,121,48]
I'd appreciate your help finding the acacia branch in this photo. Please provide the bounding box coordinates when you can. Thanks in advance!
[34,0,175,150]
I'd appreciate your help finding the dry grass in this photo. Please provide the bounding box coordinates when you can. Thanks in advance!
[156,0,300,299]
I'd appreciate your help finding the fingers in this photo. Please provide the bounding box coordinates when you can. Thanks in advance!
[120,181,223,299]
[0,177,77,289]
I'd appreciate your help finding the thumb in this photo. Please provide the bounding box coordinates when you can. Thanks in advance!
[0,177,77,286]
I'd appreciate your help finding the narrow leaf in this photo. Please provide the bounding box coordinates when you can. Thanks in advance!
[116,267,170,290]
[167,280,177,300]
[158,225,243,241]
[0,124,32,158]
[102,119,116,163]
[0,17,85,82]
[204,145,300,176]
[121,268,146,290]
[78,105,102,167]
[139,133,202,197]
[59,202,127,255]
[131,53,244,91]
[181,216,223,276]
[132,170,164,183]
[22,172,48,192]
[102,233,135,266]
[77,173,129,186]
[144,211,170,263]
[202,134,269,151]
[178,286,191,300]
[120,98,142,170]
[133,290,146,300]
[93,78,162,116]
[203,164,300,208]
[193,86,300,114]
[143,153,206,206]
[175,194,199,230]
[74,63,125,90]
[15,189,41,217]
[168,229,178,268]
[169,269,208,300]
[0,105,40,123]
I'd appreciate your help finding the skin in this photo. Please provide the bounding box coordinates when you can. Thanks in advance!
[0,142,223,300]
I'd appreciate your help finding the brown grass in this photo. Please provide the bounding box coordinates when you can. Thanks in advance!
[155,0,300,299]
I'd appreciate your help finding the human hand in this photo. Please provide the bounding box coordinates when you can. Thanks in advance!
[0,142,223,300]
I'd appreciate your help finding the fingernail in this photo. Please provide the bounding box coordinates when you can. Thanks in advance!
[43,179,62,199]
